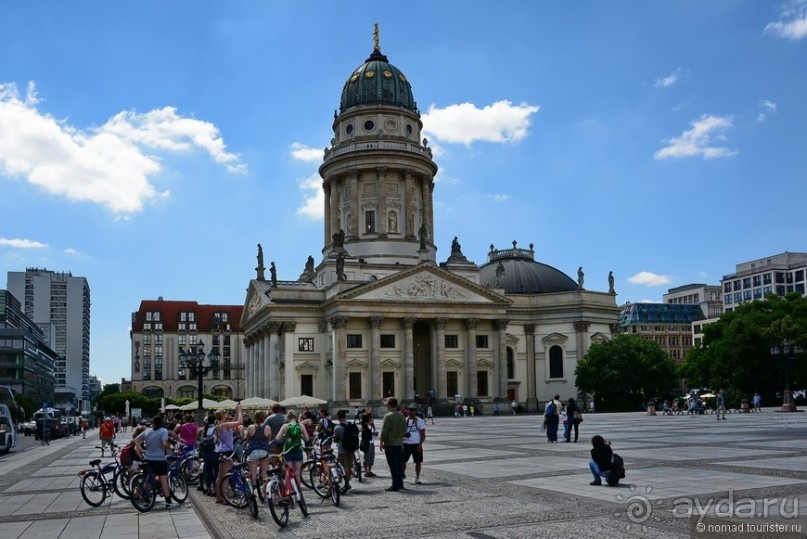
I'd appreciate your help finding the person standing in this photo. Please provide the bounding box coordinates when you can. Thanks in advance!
[716,389,727,420]
[196,414,218,496]
[214,403,243,504]
[360,412,377,477]
[134,415,175,508]
[545,395,561,443]
[379,398,406,492]
[426,405,434,425]
[401,405,427,485]
[276,410,309,490]
[333,409,357,493]
[752,392,762,412]
[245,410,272,492]
[511,399,518,415]
[564,398,581,442]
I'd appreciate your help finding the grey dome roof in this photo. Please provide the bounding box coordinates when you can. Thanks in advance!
[479,244,577,294]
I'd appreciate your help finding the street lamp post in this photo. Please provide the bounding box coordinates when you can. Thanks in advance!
[178,339,220,426]
[770,339,802,412]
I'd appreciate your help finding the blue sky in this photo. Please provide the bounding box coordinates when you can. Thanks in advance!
[2,1,806,387]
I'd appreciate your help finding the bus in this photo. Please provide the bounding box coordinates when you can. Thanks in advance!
[0,386,19,453]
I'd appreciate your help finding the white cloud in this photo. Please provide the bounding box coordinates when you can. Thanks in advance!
[628,271,672,286]
[487,194,510,202]
[0,82,245,215]
[421,100,540,146]
[296,173,324,219]
[765,0,807,40]
[654,114,737,160]
[290,142,324,162]
[654,68,682,88]
[757,99,778,122]
[0,237,47,248]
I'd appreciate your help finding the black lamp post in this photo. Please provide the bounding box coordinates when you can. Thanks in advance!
[770,339,801,412]
[178,339,220,426]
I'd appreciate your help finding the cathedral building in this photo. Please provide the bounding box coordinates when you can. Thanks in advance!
[241,32,620,413]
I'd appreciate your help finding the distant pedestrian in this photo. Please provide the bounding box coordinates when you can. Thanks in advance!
[426,405,434,425]
[752,392,762,412]
[380,398,406,492]
[544,395,561,443]
[360,412,377,477]
[401,405,426,485]
[511,399,518,415]
[469,404,475,417]
[716,389,727,420]
[564,398,581,442]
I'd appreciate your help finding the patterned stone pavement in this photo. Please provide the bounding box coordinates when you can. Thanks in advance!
[1,409,807,538]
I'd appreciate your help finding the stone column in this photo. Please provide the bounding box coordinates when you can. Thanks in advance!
[377,167,387,236]
[434,318,447,400]
[329,179,340,243]
[246,337,253,397]
[525,324,537,412]
[573,321,590,392]
[260,329,270,397]
[369,316,383,403]
[404,170,414,238]
[323,181,332,246]
[464,319,478,398]
[267,322,281,401]
[421,176,434,245]
[283,322,296,401]
[330,316,349,405]
[349,169,359,239]
[403,318,416,401]
[496,319,509,401]
[319,321,330,400]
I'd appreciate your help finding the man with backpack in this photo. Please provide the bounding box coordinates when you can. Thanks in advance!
[544,395,561,443]
[334,409,360,493]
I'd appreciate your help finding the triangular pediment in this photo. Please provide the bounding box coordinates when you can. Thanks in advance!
[295,361,320,371]
[380,357,401,368]
[542,332,568,345]
[242,280,272,325]
[445,358,464,368]
[337,263,510,305]
[591,332,610,344]
[346,358,367,368]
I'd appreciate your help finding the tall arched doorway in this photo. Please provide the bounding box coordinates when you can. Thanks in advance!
[413,320,433,401]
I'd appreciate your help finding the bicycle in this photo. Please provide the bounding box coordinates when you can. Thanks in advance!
[78,453,131,506]
[40,426,50,446]
[309,441,344,507]
[220,455,259,519]
[173,442,201,486]
[266,449,308,527]
[129,457,187,512]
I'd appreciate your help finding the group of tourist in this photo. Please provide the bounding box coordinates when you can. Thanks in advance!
[543,394,584,443]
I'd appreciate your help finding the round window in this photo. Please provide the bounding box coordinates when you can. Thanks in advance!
[364,120,375,131]
[406,124,413,135]
[346,124,353,135]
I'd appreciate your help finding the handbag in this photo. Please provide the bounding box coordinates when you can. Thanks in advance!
[573,411,583,422]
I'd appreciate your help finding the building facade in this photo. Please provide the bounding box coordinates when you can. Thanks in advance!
[722,252,807,312]
[0,290,57,404]
[618,303,705,362]
[7,268,90,410]
[129,299,246,400]
[240,36,620,413]
[663,283,723,319]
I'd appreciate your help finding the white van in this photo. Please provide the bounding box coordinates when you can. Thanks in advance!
[0,403,17,453]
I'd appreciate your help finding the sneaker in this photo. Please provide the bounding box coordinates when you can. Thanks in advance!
[589,480,602,486]
[385,486,400,492]
[415,479,422,485]
[340,484,352,494]
[165,500,174,508]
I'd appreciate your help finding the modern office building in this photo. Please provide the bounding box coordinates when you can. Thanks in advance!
[618,302,705,362]
[0,290,57,404]
[722,252,807,312]
[6,268,90,410]
[663,283,723,319]
[239,33,620,413]
[129,299,246,400]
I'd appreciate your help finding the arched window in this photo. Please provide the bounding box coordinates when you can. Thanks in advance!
[177,385,196,399]
[142,386,164,398]
[211,385,233,399]
[506,347,515,379]
[549,345,564,379]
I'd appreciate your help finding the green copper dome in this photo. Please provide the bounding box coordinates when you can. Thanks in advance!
[340,49,416,113]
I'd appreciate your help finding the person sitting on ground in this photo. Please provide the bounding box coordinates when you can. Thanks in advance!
[588,435,613,486]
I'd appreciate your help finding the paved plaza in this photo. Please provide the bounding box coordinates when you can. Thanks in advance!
[1,409,806,538]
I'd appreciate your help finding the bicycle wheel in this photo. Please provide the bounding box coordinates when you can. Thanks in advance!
[113,469,131,500]
[181,458,201,485]
[309,463,329,499]
[329,468,340,507]
[291,480,308,517]
[170,471,188,503]
[353,454,362,483]
[267,481,289,527]
[79,471,107,507]
[300,459,314,489]
[222,473,247,508]
[130,474,156,513]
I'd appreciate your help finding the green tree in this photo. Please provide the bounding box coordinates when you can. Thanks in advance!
[575,334,678,411]
[679,293,807,406]
[96,392,159,417]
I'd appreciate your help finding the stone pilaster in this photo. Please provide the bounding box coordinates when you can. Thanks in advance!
[369,316,383,403]
[403,317,416,401]
[435,318,447,400]
[282,322,296,401]
[267,322,281,401]
[377,167,387,236]
[464,319,478,398]
[496,319,509,400]
[324,181,331,246]
[524,324,537,412]
[330,316,349,405]
[404,170,414,238]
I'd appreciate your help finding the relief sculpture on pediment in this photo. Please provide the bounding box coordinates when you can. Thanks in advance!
[384,275,467,300]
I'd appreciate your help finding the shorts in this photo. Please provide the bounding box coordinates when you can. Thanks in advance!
[145,460,168,476]
[284,447,304,462]
[100,437,114,447]
[402,443,423,464]
[340,451,355,473]
[247,449,269,462]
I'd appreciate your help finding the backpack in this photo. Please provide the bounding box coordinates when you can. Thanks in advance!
[341,422,360,452]
[199,426,216,453]
[319,417,334,439]
[284,422,303,450]
[545,401,556,417]
[608,453,626,486]
[120,443,135,467]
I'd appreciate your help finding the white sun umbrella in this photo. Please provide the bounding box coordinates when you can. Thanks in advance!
[216,399,239,409]
[180,398,222,411]
[280,395,328,408]
[240,396,278,409]
[164,404,181,411]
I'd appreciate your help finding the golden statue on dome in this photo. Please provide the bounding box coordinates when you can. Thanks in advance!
[373,23,380,52]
